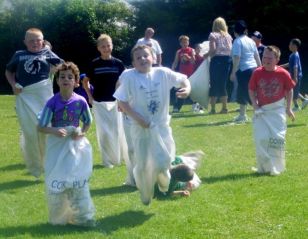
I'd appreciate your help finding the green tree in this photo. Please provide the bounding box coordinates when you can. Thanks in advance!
[0,0,135,93]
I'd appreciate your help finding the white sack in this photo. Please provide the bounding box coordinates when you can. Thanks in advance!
[15,79,53,177]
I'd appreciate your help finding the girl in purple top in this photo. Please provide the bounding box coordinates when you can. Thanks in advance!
[38,62,95,227]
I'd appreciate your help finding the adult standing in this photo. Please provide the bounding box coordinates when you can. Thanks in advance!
[136,27,163,66]
[251,31,266,60]
[203,17,233,114]
[230,20,261,122]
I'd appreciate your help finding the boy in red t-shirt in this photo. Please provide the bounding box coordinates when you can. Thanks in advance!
[248,45,295,176]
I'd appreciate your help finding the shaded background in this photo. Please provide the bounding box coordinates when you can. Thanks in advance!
[1,0,307,93]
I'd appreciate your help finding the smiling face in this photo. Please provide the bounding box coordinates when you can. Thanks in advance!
[24,32,44,53]
[262,48,279,71]
[97,38,113,59]
[57,69,78,92]
[132,47,153,73]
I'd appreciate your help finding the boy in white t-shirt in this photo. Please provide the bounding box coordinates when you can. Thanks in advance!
[113,45,190,205]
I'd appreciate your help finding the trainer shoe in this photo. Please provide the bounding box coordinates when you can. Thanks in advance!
[234,114,249,123]
[292,106,301,112]
[302,99,308,109]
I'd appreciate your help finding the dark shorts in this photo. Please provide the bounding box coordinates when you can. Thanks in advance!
[293,77,302,99]
[236,67,256,105]
[209,55,232,97]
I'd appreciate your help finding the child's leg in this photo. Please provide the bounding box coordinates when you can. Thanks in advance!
[69,185,95,226]
[47,190,73,225]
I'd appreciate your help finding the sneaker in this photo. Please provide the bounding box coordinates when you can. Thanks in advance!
[234,114,248,123]
[292,106,301,112]
[302,99,308,109]
[192,103,201,113]
[172,108,179,113]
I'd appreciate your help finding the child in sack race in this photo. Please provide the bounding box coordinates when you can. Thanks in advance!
[113,45,191,205]
[37,62,95,227]
[248,46,295,176]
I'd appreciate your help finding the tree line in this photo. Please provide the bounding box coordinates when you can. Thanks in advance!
[1,0,307,93]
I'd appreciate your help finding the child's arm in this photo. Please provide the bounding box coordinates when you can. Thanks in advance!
[37,125,68,137]
[292,66,298,83]
[82,76,94,105]
[5,70,22,95]
[176,79,191,99]
[118,101,150,128]
[248,89,259,110]
[171,190,191,197]
[286,89,295,121]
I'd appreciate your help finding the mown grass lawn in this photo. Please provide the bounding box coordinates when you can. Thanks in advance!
[0,95,307,239]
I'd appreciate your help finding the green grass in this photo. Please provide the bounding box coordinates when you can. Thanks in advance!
[0,95,307,239]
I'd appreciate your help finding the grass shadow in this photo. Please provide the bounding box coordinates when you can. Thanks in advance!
[0,210,153,237]
[287,123,306,128]
[202,172,263,184]
[0,179,39,192]
[0,163,25,172]
[97,210,154,234]
[91,185,137,197]
[184,120,236,128]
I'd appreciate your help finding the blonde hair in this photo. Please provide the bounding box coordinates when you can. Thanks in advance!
[97,34,112,45]
[25,28,43,39]
[212,17,228,35]
[179,35,189,43]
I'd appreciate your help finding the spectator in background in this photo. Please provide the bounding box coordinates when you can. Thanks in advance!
[230,20,261,123]
[251,31,266,60]
[171,35,195,113]
[281,38,308,111]
[136,27,163,66]
[203,17,233,114]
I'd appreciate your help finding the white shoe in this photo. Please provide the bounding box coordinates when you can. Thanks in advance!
[234,114,249,122]
[302,99,308,109]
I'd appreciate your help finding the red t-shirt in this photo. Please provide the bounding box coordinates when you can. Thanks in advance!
[178,47,194,77]
[249,66,295,106]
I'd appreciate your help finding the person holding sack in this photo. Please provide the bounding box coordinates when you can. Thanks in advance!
[38,62,95,227]
[249,46,295,176]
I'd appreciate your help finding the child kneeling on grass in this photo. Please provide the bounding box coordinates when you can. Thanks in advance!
[37,62,95,227]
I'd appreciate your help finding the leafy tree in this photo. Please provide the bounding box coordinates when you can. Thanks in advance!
[0,0,135,93]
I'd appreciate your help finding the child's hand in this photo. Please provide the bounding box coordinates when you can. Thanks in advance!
[72,132,85,140]
[286,108,295,122]
[54,128,67,137]
[176,88,190,99]
[182,190,191,197]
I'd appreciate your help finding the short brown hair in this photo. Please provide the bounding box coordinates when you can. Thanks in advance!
[55,61,80,84]
[130,44,153,61]
[265,45,281,59]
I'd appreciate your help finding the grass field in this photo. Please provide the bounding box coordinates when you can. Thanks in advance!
[0,95,307,239]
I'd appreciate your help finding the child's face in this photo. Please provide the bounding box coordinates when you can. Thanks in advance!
[97,39,113,58]
[195,46,201,54]
[24,33,44,53]
[262,49,279,71]
[57,70,78,91]
[132,48,153,73]
[180,39,189,48]
[288,42,297,52]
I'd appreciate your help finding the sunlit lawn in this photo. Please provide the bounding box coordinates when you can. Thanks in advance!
[0,95,307,238]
